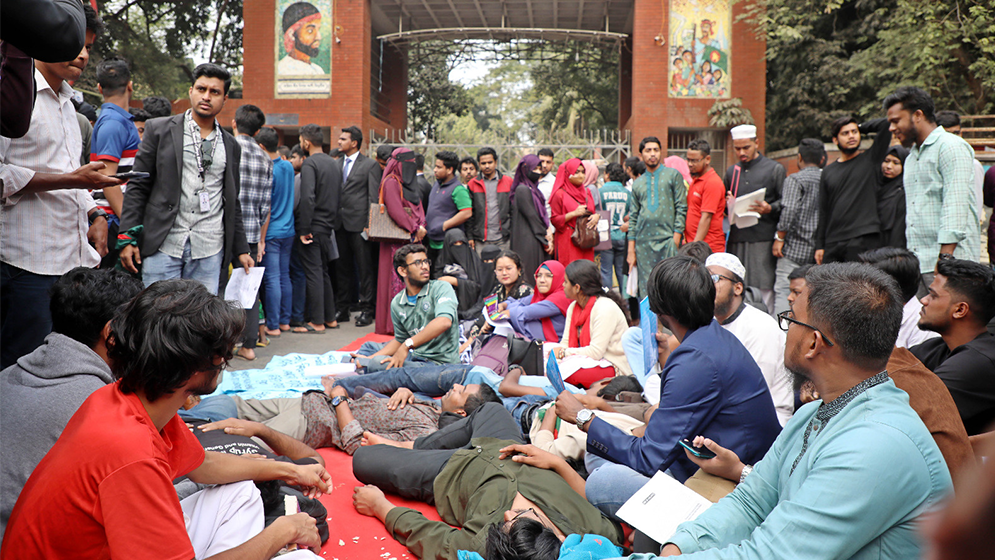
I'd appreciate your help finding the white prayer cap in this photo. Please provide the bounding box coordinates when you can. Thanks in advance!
[730,124,757,140]
[705,252,746,280]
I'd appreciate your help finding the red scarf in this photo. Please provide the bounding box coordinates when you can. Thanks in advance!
[531,261,570,341]
[568,295,598,348]
[550,158,595,216]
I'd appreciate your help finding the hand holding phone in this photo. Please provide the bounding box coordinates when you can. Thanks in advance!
[679,438,717,459]
[113,171,150,180]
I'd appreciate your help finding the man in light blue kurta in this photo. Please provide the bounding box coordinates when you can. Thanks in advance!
[617,263,952,560]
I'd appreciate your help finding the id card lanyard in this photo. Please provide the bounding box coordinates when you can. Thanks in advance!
[189,115,220,213]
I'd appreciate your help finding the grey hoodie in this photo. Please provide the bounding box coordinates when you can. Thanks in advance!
[0,332,113,536]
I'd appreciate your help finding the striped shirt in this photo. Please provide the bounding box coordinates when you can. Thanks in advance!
[235,135,272,244]
[904,126,980,273]
[0,69,98,275]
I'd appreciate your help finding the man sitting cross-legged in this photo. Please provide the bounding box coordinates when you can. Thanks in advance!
[351,403,623,559]
[2,279,331,560]
[0,267,143,534]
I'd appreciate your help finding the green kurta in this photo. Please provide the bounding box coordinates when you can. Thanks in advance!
[383,438,623,560]
[629,166,688,297]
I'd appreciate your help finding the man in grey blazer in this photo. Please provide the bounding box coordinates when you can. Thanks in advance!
[119,64,252,295]
[334,125,379,326]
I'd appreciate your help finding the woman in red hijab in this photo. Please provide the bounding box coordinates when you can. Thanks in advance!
[549,158,599,264]
[502,260,571,341]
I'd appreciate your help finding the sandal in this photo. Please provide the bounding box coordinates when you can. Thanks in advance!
[292,323,325,334]
[324,322,340,329]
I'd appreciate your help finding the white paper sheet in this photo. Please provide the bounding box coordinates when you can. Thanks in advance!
[729,188,766,229]
[224,267,265,309]
[616,471,713,545]
[626,266,638,299]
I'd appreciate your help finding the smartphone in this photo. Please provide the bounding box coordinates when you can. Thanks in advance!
[679,438,716,459]
[113,171,150,180]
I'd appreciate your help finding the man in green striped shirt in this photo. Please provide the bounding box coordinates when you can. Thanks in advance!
[884,87,979,283]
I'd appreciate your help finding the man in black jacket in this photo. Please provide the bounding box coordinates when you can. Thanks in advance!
[120,63,252,295]
[333,126,379,327]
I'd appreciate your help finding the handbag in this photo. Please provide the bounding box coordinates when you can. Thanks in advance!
[571,214,599,249]
[367,174,412,243]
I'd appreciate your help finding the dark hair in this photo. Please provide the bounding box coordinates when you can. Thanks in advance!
[191,63,232,95]
[788,264,813,282]
[328,148,342,158]
[830,116,858,139]
[393,243,428,276]
[798,138,826,166]
[300,123,323,146]
[883,86,936,123]
[639,136,662,153]
[858,247,922,302]
[234,104,266,136]
[805,263,902,370]
[629,160,646,178]
[342,125,363,147]
[96,56,130,96]
[415,153,425,168]
[477,147,498,162]
[537,148,554,158]
[83,2,105,35]
[436,151,460,173]
[108,280,244,402]
[463,385,502,415]
[460,156,479,171]
[49,268,143,349]
[935,110,961,129]
[597,375,642,399]
[687,138,711,156]
[277,145,291,158]
[486,518,561,560]
[128,107,151,122]
[496,250,524,273]
[77,101,97,122]
[565,260,632,324]
[673,57,683,65]
[935,256,995,324]
[647,256,715,330]
[142,96,172,118]
[255,127,279,153]
[290,144,307,159]
[376,144,395,161]
[677,240,712,263]
[606,162,627,183]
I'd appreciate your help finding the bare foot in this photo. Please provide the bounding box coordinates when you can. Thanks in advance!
[279,324,291,332]
[265,328,281,337]
[361,431,413,448]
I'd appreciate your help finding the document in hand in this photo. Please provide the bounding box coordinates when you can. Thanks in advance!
[224,267,265,308]
[728,188,766,229]
[546,354,566,394]
[616,471,713,545]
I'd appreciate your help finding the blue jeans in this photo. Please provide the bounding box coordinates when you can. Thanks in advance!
[356,341,434,372]
[600,239,627,288]
[336,360,478,396]
[289,240,307,323]
[178,395,238,422]
[262,236,294,329]
[584,455,653,521]
[0,263,59,370]
[141,241,224,295]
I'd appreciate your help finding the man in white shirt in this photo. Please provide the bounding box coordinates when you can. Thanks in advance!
[858,247,940,348]
[0,5,122,369]
[706,252,794,425]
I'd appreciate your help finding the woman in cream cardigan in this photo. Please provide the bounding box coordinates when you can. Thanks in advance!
[552,260,633,386]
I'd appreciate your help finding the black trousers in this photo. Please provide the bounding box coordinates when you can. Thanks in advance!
[335,229,376,314]
[241,243,260,349]
[297,234,336,324]
[822,232,880,264]
[352,403,524,504]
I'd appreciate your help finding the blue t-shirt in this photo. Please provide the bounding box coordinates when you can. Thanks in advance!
[91,103,139,173]
[266,158,296,239]
[598,181,630,243]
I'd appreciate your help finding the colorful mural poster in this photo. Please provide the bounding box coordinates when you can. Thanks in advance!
[668,0,731,98]
[274,0,331,98]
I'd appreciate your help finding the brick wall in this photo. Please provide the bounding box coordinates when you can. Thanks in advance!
[627,0,767,159]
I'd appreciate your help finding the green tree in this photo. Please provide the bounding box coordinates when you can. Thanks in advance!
[407,42,474,139]
[528,43,619,134]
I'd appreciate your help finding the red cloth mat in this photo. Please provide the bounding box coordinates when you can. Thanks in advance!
[339,333,394,353]
[314,439,444,559]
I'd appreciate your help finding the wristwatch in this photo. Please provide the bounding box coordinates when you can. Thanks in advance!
[88,208,109,225]
[331,396,345,408]
[575,408,594,428]
[773,232,785,242]
[404,338,415,350]
[739,464,753,485]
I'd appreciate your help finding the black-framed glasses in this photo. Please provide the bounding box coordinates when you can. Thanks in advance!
[777,311,834,347]
[407,258,431,268]
[200,138,214,169]
[710,273,737,284]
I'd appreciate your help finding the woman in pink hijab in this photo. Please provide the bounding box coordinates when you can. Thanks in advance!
[664,155,693,185]
[582,159,603,210]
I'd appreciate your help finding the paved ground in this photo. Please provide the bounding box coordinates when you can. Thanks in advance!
[229,318,377,371]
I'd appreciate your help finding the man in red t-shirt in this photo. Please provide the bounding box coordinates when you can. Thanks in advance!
[685,138,727,253]
[2,280,331,560]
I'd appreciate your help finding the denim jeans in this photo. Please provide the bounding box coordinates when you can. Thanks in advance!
[335,362,481,396]
[141,241,224,295]
[584,456,653,521]
[599,239,627,288]
[356,341,434,372]
[262,236,294,329]
[0,263,59,370]
[178,395,239,422]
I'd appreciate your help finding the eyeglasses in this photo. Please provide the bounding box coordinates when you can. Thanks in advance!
[200,138,214,170]
[686,157,704,164]
[710,273,738,284]
[777,311,834,347]
[535,272,554,280]
[406,258,431,268]
[510,508,535,523]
